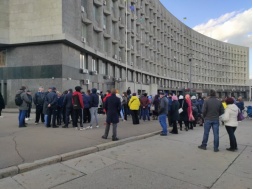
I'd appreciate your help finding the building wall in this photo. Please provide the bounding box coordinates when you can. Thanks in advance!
[0,0,9,44]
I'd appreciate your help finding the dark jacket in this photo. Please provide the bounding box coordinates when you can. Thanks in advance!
[105,94,121,124]
[43,91,50,114]
[33,92,45,106]
[178,99,189,121]
[90,88,99,107]
[57,96,64,108]
[27,94,33,108]
[236,101,244,112]
[167,97,172,111]
[0,92,5,109]
[82,93,91,109]
[202,97,224,120]
[140,96,150,108]
[63,92,73,109]
[170,100,180,121]
[191,99,201,114]
[158,96,168,115]
[45,91,58,108]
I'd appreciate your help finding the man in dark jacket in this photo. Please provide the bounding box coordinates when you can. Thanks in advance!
[72,86,84,130]
[0,92,5,118]
[140,93,150,121]
[34,86,45,124]
[63,89,73,128]
[45,87,58,128]
[167,93,173,126]
[16,86,31,127]
[158,92,169,136]
[82,90,91,123]
[198,89,224,152]
[102,89,121,141]
[86,88,99,129]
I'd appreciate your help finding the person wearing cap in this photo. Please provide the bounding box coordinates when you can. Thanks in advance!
[63,89,73,128]
[25,90,33,121]
[128,93,140,125]
[16,86,31,127]
[102,89,121,141]
[158,92,169,136]
[72,86,84,130]
[45,87,58,128]
[34,86,45,125]
[198,89,224,152]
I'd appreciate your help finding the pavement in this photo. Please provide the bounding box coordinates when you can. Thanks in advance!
[0,102,251,188]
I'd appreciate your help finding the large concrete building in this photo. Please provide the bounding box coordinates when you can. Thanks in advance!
[0,0,250,107]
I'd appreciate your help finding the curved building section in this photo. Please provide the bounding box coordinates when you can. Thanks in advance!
[0,0,250,107]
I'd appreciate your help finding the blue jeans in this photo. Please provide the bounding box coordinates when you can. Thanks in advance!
[201,120,219,150]
[159,114,167,134]
[142,108,150,121]
[18,110,27,127]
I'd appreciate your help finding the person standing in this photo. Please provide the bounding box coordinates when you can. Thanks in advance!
[178,95,189,131]
[16,86,31,127]
[167,93,173,126]
[43,87,51,126]
[158,92,169,136]
[122,92,128,121]
[86,88,99,129]
[0,92,5,118]
[222,97,239,151]
[25,90,33,121]
[82,90,91,124]
[56,91,64,125]
[140,93,150,121]
[63,89,73,128]
[126,87,131,97]
[236,96,244,113]
[34,86,45,124]
[198,89,224,152]
[72,86,84,130]
[170,95,180,134]
[128,93,140,125]
[152,94,159,120]
[102,89,121,141]
[45,87,58,128]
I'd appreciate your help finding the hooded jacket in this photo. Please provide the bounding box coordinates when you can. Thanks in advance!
[222,104,239,127]
[16,90,31,110]
[90,88,99,107]
[72,91,84,109]
[128,96,140,110]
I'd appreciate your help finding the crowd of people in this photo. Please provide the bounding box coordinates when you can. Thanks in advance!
[13,86,247,147]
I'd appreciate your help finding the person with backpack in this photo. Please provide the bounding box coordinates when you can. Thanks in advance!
[15,86,31,127]
[72,86,84,130]
[45,87,58,128]
[33,86,45,125]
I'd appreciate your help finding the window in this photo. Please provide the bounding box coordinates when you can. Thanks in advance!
[0,50,6,66]
[92,58,97,71]
[81,23,87,38]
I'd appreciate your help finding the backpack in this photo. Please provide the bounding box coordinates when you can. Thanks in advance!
[72,95,81,109]
[15,93,23,106]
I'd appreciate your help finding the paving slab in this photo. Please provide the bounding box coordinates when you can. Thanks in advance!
[12,163,84,189]
[0,177,24,189]
[52,162,206,189]
[62,153,118,175]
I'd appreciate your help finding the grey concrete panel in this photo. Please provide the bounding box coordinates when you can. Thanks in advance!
[62,154,118,175]
[52,162,205,189]
[13,163,84,189]
[0,177,24,189]
[211,172,252,189]
[98,136,240,187]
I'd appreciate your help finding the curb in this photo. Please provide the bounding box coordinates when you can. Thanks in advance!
[0,130,161,179]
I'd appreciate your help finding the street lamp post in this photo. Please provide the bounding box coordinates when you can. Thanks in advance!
[188,55,192,94]
[125,0,128,91]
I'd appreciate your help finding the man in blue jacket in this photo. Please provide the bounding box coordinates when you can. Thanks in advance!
[82,90,91,123]
[63,89,73,128]
[45,87,58,128]
[86,88,99,129]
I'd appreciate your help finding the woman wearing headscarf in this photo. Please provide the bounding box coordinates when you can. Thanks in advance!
[170,95,180,134]
[178,95,189,131]
[222,97,239,151]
